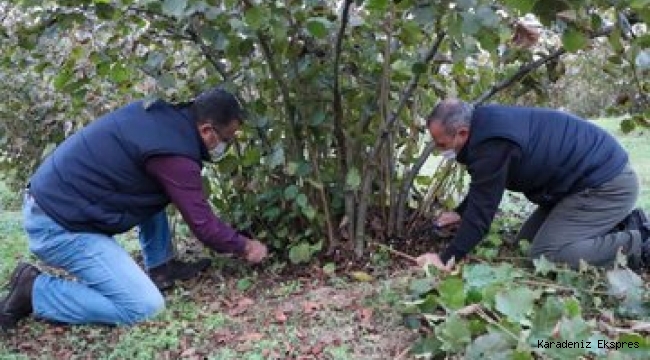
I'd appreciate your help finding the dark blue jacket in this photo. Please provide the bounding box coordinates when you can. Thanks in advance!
[460,104,628,207]
[29,100,209,234]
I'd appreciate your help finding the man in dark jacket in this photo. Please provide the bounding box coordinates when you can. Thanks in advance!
[0,87,267,329]
[416,98,650,271]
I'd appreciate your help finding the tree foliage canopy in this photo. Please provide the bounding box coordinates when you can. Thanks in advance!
[1,0,648,258]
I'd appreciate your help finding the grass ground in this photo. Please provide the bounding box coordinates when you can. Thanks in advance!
[0,117,648,359]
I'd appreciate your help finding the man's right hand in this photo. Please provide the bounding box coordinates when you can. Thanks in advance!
[242,238,268,264]
[436,211,461,228]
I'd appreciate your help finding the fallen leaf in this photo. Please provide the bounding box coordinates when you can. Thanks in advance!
[180,347,197,358]
[213,329,236,344]
[456,303,482,316]
[274,309,288,323]
[228,297,255,316]
[349,271,374,282]
[311,343,324,355]
[357,307,373,323]
[302,301,322,314]
[237,332,264,342]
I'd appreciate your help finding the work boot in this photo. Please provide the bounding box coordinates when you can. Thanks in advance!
[148,258,211,291]
[0,262,41,331]
[616,208,650,241]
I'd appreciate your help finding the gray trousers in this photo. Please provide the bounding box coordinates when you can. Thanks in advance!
[516,164,642,268]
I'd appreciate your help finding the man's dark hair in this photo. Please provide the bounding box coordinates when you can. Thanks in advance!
[190,87,244,127]
[426,98,473,134]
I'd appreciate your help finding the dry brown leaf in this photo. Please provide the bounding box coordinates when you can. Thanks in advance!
[456,304,482,316]
[311,342,325,355]
[274,309,288,323]
[213,329,236,344]
[302,301,322,314]
[357,307,373,323]
[237,332,265,342]
[228,297,255,316]
[180,347,197,358]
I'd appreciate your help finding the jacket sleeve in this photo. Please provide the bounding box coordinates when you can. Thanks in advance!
[440,139,521,263]
[145,155,246,254]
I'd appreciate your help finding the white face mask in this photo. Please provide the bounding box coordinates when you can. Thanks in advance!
[439,133,459,161]
[440,149,456,160]
[210,142,229,161]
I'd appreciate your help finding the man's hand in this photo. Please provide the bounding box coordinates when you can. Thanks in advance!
[436,211,461,228]
[416,252,453,272]
[242,238,268,264]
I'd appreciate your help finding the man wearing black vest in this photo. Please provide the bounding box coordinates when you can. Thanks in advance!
[416,98,650,271]
[0,88,267,330]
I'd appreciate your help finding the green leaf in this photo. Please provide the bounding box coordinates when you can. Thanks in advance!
[503,0,535,14]
[618,333,650,355]
[95,3,117,19]
[606,268,647,316]
[236,278,254,291]
[306,17,331,39]
[409,277,437,297]
[495,287,538,323]
[365,0,388,11]
[289,242,314,264]
[244,6,265,30]
[533,255,557,276]
[437,277,465,310]
[284,185,299,200]
[436,314,472,352]
[607,268,644,297]
[346,167,361,190]
[162,0,187,18]
[532,0,570,25]
[562,29,588,52]
[110,63,130,84]
[295,193,308,208]
[322,262,336,275]
[53,68,73,90]
[620,118,637,134]
[553,316,591,358]
[635,49,650,70]
[410,334,443,358]
[267,146,285,168]
[463,263,516,289]
[411,62,427,74]
[530,296,563,343]
[465,331,515,360]
[310,111,327,126]
[301,205,316,219]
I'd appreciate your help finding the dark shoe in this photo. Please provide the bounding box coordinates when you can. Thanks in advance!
[616,208,650,241]
[148,258,211,291]
[0,262,41,331]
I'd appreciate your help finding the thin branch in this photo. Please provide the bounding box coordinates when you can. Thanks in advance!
[368,241,418,263]
[185,19,230,81]
[333,0,353,166]
[308,143,337,251]
[333,0,355,248]
[396,141,435,235]
[353,32,446,255]
[475,25,614,105]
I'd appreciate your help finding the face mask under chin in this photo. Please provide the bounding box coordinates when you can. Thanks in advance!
[440,149,456,160]
[210,142,229,161]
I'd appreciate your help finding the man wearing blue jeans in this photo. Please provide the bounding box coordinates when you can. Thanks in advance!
[0,87,268,330]
[416,99,650,271]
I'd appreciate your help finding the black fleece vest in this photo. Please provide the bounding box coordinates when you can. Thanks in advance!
[29,100,209,234]
[458,105,628,206]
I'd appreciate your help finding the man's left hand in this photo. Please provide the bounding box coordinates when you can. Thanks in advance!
[416,252,453,272]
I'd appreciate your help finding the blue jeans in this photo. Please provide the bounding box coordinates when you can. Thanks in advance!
[23,194,171,325]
